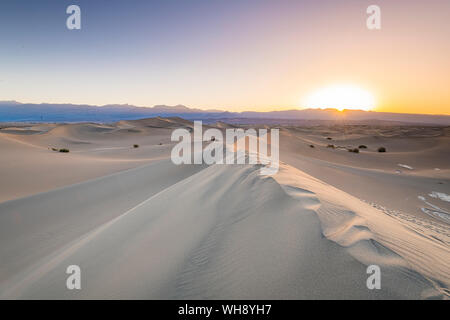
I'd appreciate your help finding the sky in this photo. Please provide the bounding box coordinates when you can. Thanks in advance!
[0,0,449,114]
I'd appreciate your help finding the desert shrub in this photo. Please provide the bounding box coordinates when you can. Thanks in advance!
[309,144,315,148]
[59,148,70,153]
[51,147,58,152]
[326,144,335,149]
[159,142,163,145]
[378,147,386,153]
[348,148,359,153]
[358,145,367,149]
[133,144,139,148]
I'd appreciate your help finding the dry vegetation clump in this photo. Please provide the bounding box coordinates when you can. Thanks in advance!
[50,147,69,153]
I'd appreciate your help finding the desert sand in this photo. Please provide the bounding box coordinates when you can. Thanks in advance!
[0,118,448,299]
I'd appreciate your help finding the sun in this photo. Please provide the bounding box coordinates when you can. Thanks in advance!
[304,85,375,111]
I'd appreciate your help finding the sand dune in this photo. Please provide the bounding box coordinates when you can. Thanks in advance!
[0,160,205,297]
[0,121,176,202]
[0,119,448,299]
[0,161,447,299]
[279,126,450,222]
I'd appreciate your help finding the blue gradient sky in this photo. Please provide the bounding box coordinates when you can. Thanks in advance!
[1,0,449,114]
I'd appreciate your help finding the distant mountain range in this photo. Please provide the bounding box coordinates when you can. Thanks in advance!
[0,101,449,125]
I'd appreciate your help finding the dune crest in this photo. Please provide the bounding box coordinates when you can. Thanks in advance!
[274,163,449,298]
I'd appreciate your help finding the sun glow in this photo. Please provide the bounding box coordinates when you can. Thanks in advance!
[304,85,376,111]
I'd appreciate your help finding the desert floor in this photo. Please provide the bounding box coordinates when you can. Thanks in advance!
[0,118,448,299]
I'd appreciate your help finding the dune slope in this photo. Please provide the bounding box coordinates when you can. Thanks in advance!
[0,162,446,299]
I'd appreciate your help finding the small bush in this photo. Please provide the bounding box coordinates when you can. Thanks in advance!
[326,137,332,140]
[326,144,335,148]
[158,142,163,145]
[378,147,386,153]
[358,145,367,149]
[133,144,139,148]
[59,148,70,153]
[309,144,315,148]
[348,148,359,153]
[51,147,58,152]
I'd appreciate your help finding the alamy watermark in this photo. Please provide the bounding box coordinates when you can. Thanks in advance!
[66,4,380,31]
[366,265,381,290]
[366,5,381,30]
[66,265,81,290]
[66,5,81,30]
[61,3,382,294]
[170,121,279,175]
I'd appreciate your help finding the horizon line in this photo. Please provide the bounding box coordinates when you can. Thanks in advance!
[1,100,449,117]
